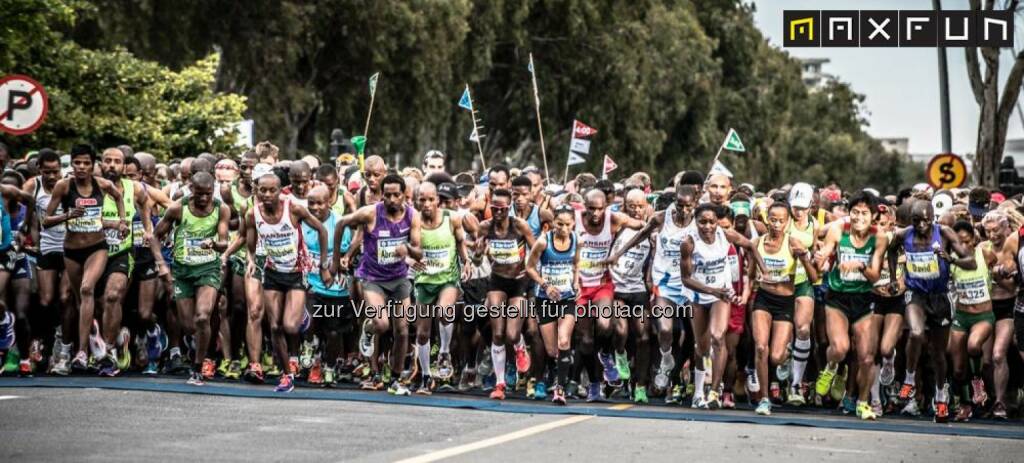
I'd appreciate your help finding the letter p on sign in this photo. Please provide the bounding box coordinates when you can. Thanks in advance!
[0,75,49,135]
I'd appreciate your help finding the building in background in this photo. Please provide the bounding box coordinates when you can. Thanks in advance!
[800,58,836,90]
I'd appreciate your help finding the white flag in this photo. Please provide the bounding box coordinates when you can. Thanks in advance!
[469,128,480,142]
[570,138,591,154]
[709,159,733,178]
[567,151,586,166]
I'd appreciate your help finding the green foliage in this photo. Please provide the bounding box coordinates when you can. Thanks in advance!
[0,0,246,159]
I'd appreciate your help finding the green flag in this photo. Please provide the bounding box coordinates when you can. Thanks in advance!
[722,128,745,152]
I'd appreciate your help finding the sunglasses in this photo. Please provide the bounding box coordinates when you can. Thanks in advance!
[490,204,510,211]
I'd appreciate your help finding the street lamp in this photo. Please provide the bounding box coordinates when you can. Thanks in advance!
[330,128,345,158]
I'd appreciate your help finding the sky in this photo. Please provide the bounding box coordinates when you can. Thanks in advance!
[751,0,1024,156]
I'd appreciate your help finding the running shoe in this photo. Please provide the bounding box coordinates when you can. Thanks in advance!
[0,312,13,350]
[437,378,456,393]
[142,361,159,376]
[879,358,895,386]
[599,352,619,383]
[437,353,454,380]
[416,377,432,395]
[970,377,988,406]
[856,401,878,421]
[166,353,187,375]
[244,362,265,384]
[261,351,275,374]
[775,358,791,382]
[901,399,922,417]
[897,382,915,402]
[134,333,148,368]
[28,339,43,364]
[534,381,548,400]
[526,378,536,398]
[146,325,168,363]
[830,366,848,403]
[288,358,300,377]
[116,328,131,370]
[298,309,311,335]
[654,351,675,390]
[691,394,706,409]
[755,398,772,415]
[489,383,506,400]
[841,396,856,415]
[514,342,531,374]
[201,359,216,380]
[722,391,736,409]
[187,370,205,386]
[218,359,230,377]
[299,339,315,370]
[871,399,884,418]
[706,390,721,410]
[51,348,71,376]
[769,381,782,404]
[47,332,63,374]
[71,351,88,371]
[933,399,950,423]
[2,348,16,374]
[552,385,567,405]
[614,351,631,382]
[786,386,806,406]
[18,359,32,377]
[992,401,1008,420]
[360,375,379,390]
[633,385,649,404]
[666,384,683,404]
[358,319,375,357]
[814,364,837,398]
[478,351,494,377]
[324,365,337,387]
[566,381,580,399]
[745,366,760,394]
[505,364,518,390]
[224,360,242,380]
[954,403,972,422]
[275,374,295,393]
[586,382,602,402]
[308,361,323,385]
[457,367,476,392]
[88,320,106,360]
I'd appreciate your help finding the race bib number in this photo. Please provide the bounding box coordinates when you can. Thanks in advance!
[264,234,297,264]
[838,248,870,282]
[488,239,520,265]
[132,220,145,247]
[377,237,407,265]
[183,237,216,265]
[697,258,727,287]
[906,251,940,280]
[68,206,102,233]
[542,263,574,295]
[422,248,452,275]
[579,248,609,277]
[955,278,989,305]
[761,256,790,283]
[727,254,740,283]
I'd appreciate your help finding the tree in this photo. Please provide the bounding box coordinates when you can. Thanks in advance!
[965,0,1024,188]
[0,0,246,159]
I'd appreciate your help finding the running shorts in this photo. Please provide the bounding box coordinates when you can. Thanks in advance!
[262,268,307,293]
[361,277,412,303]
[951,310,995,332]
[870,293,905,317]
[752,290,794,323]
[826,290,873,323]
[172,261,223,299]
[906,289,952,329]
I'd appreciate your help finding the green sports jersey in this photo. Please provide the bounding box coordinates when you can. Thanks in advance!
[173,197,222,266]
[416,210,459,285]
[102,178,136,256]
[827,229,875,294]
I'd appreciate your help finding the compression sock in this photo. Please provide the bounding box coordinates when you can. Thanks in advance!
[417,341,431,376]
[791,337,811,387]
[439,323,453,354]
[557,349,573,387]
[491,343,506,385]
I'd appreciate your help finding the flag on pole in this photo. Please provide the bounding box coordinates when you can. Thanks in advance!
[603,155,618,176]
[570,138,591,154]
[709,159,733,178]
[469,128,480,142]
[528,56,535,74]
[722,128,745,152]
[573,120,598,138]
[458,87,473,111]
[567,151,586,166]
[369,72,380,98]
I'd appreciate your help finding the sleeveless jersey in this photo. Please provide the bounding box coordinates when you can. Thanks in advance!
[62,178,104,234]
[610,226,650,294]
[903,225,950,293]
[827,223,875,293]
[486,218,526,267]
[34,177,65,255]
[952,245,990,306]
[758,234,797,284]
[417,210,459,285]
[102,178,136,255]
[172,198,221,266]
[356,202,412,282]
[512,204,542,238]
[254,199,307,273]
[652,205,689,289]
[303,211,351,297]
[575,210,614,287]
[787,218,816,285]
[691,227,731,291]
[536,231,576,300]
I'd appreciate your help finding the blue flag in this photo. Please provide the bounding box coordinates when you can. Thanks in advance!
[458,87,473,111]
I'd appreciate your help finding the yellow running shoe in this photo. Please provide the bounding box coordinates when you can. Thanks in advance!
[856,400,877,421]
[815,364,837,397]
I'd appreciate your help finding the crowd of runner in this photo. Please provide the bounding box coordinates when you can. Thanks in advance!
[1,139,1024,424]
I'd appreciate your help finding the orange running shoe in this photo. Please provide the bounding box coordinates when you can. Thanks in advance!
[201,359,216,379]
[245,362,265,384]
[490,383,507,400]
[288,358,299,376]
[897,383,915,402]
[934,400,950,423]
[308,361,324,385]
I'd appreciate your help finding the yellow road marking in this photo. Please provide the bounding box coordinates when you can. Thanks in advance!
[607,404,633,410]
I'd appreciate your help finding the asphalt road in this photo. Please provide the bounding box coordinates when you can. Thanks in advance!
[1,379,1020,463]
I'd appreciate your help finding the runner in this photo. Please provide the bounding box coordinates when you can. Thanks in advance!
[247,167,332,393]
[334,173,422,395]
[815,192,889,421]
[870,201,906,417]
[747,202,815,415]
[43,144,128,375]
[302,184,353,387]
[473,187,537,400]
[96,147,151,376]
[947,220,997,421]
[718,204,752,409]
[888,199,974,422]
[784,183,818,406]
[411,181,470,394]
[525,204,579,405]
[1,171,35,376]
[149,172,230,385]
[609,189,653,403]
[681,203,764,410]
[982,209,1019,420]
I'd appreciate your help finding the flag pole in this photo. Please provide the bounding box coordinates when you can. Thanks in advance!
[364,78,378,139]
[529,53,550,182]
[466,84,487,171]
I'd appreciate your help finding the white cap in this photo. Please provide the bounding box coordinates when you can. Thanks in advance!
[788,182,814,209]
[863,187,880,197]
[932,192,954,218]
[912,183,933,197]
[252,163,275,181]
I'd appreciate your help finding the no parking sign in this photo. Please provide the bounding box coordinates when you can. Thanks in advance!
[0,75,49,135]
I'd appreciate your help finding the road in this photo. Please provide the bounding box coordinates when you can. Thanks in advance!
[0,377,1020,462]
